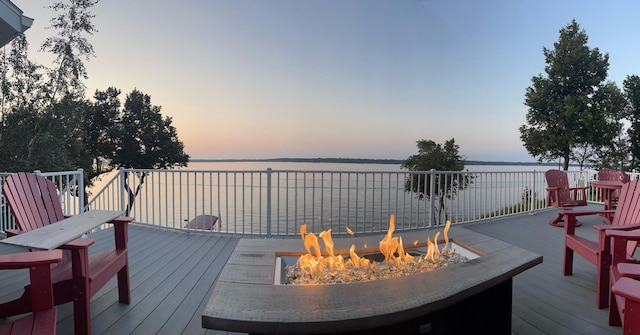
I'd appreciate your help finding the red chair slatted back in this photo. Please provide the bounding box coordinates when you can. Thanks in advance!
[598,168,631,200]
[2,172,66,232]
[611,179,640,257]
[598,168,631,183]
[545,169,571,206]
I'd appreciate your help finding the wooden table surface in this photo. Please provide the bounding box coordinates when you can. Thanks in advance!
[0,210,124,250]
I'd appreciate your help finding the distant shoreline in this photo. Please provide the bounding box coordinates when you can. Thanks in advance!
[189,158,565,166]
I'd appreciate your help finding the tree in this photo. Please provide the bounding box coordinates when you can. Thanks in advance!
[520,19,615,171]
[0,95,92,173]
[401,138,472,224]
[0,35,48,122]
[0,0,100,173]
[41,0,99,102]
[579,81,627,170]
[85,87,121,180]
[98,89,190,214]
[0,2,191,211]
[624,75,640,170]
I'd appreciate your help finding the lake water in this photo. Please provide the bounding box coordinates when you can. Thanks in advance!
[181,161,576,173]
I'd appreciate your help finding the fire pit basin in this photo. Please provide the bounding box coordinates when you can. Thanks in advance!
[202,227,542,334]
[274,242,479,285]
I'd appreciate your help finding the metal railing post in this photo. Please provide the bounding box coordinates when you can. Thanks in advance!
[77,168,85,213]
[530,171,536,213]
[429,169,436,227]
[266,168,272,238]
[120,169,127,215]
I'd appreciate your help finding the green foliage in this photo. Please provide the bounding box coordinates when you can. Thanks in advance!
[0,96,92,172]
[401,138,472,224]
[520,19,619,171]
[625,75,640,170]
[401,138,466,174]
[0,0,99,174]
[85,87,121,178]
[111,89,189,169]
[580,82,628,170]
[41,0,99,101]
[86,88,190,215]
[0,0,190,201]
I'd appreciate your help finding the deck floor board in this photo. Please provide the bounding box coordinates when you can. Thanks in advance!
[0,205,628,334]
[465,205,619,335]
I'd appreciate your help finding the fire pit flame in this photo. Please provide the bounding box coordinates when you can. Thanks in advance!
[290,215,462,284]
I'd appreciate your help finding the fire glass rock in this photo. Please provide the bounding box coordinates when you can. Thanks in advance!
[285,251,468,285]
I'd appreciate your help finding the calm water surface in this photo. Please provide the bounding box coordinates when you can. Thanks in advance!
[181,161,574,172]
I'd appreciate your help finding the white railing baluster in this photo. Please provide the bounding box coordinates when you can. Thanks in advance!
[58,167,614,238]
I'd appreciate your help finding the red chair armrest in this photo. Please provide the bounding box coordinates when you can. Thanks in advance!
[612,277,640,301]
[0,250,62,270]
[569,186,589,191]
[618,263,640,279]
[109,216,134,224]
[107,216,132,251]
[59,238,95,249]
[602,224,640,234]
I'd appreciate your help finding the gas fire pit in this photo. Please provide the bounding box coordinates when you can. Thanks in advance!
[202,226,542,334]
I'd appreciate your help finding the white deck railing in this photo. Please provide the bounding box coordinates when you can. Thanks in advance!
[84,168,618,237]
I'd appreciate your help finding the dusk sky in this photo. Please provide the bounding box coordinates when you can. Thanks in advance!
[14,0,640,162]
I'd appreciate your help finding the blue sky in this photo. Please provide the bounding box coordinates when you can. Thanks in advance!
[14,0,640,162]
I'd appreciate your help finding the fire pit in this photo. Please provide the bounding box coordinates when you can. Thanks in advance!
[202,225,542,334]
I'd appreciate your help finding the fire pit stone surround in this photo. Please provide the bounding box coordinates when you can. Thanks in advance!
[202,226,542,334]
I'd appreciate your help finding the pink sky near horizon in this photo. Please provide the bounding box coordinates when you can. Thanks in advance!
[14,0,640,162]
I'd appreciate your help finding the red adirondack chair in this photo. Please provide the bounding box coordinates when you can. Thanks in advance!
[0,172,134,335]
[0,250,62,335]
[605,229,640,330]
[598,168,631,208]
[610,276,640,334]
[560,179,640,309]
[545,169,588,227]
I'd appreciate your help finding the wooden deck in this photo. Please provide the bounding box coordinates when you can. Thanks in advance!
[0,205,625,334]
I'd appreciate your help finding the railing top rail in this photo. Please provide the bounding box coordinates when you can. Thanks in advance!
[116,168,498,174]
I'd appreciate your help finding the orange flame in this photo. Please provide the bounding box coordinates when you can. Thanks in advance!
[346,244,370,267]
[426,237,435,262]
[319,229,335,258]
[346,227,355,236]
[379,215,396,261]
[295,214,455,281]
[442,219,451,253]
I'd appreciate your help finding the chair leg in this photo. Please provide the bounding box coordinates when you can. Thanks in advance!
[609,292,622,326]
[73,280,91,335]
[71,248,92,335]
[624,299,640,334]
[563,246,574,276]
[117,265,131,304]
[596,261,610,309]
